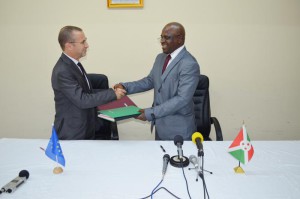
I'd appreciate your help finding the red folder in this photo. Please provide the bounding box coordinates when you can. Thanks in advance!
[97,96,137,111]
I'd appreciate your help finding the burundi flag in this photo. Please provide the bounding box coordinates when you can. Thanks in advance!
[228,124,254,164]
[45,125,66,167]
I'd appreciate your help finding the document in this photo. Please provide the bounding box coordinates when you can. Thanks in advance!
[97,95,136,110]
[98,106,141,122]
[98,96,141,122]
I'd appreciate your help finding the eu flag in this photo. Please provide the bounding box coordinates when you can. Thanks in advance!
[45,126,66,167]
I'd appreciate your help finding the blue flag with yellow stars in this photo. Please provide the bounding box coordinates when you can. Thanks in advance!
[45,126,66,167]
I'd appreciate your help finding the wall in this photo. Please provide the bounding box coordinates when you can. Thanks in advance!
[0,0,299,140]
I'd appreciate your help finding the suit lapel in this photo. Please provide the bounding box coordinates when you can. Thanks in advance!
[158,48,187,90]
[61,54,91,92]
[161,48,186,81]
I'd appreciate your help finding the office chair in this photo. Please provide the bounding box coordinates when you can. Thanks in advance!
[87,73,119,140]
[193,74,223,141]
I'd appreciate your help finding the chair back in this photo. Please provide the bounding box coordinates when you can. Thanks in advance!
[193,74,212,140]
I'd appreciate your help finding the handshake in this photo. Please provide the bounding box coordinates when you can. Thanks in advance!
[112,83,146,121]
[113,83,126,100]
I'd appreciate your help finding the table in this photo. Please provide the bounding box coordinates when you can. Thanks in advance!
[0,138,300,199]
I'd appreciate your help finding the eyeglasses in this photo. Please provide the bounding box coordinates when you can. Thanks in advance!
[69,39,87,45]
[158,35,181,42]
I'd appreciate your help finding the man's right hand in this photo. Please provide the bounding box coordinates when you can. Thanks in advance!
[113,83,125,90]
[114,88,126,100]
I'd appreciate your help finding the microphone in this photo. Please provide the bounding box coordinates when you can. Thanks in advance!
[162,154,170,177]
[174,135,184,159]
[189,155,199,169]
[0,170,29,194]
[192,132,204,156]
[170,135,189,168]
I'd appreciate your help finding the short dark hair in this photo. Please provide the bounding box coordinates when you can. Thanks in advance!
[58,26,82,50]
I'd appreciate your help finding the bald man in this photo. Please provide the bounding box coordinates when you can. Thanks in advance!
[115,22,200,140]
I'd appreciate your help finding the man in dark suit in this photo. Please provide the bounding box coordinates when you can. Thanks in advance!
[115,22,200,140]
[52,26,126,140]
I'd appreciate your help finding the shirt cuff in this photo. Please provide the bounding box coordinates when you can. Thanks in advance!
[116,83,126,91]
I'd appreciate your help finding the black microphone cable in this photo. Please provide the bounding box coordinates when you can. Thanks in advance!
[138,176,181,199]
[139,186,181,199]
[150,178,163,199]
[138,154,181,199]
[199,156,210,199]
[180,160,192,199]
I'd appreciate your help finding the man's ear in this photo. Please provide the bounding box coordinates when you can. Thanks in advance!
[65,42,73,51]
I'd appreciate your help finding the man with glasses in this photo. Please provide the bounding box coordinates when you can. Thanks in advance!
[114,22,200,140]
[52,26,126,140]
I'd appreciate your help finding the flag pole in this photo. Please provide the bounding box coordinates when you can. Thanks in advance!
[53,121,64,174]
[234,161,245,174]
[53,155,63,174]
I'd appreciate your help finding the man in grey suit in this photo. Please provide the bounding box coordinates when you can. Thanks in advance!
[115,22,200,140]
[52,26,126,140]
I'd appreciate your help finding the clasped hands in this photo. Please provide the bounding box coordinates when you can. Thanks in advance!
[113,84,146,121]
[113,83,127,100]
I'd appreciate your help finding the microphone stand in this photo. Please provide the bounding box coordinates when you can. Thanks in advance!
[197,151,213,175]
[170,146,189,168]
[188,167,212,181]
[197,149,210,199]
[188,151,213,181]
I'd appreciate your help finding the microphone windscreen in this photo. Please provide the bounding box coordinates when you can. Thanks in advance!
[174,135,183,145]
[189,155,198,167]
[192,132,204,144]
[163,154,170,161]
[189,155,196,162]
[19,170,29,179]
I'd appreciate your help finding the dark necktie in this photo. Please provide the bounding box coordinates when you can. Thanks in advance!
[77,62,90,89]
[162,54,171,74]
[77,62,87,76]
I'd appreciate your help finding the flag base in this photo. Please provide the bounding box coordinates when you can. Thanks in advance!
[234,166,245,174]
[53,166,63,174]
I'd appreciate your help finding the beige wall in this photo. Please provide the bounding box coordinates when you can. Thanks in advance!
[0,0,299,140]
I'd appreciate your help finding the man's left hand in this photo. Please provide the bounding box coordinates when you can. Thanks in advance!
[136,109,146,121]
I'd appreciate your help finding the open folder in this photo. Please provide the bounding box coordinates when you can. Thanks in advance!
[97,96,141,122]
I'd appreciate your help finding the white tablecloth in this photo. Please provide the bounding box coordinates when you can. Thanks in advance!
[0,138,300,199]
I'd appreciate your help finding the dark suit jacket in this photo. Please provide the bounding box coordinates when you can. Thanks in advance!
[51,53,116,140]
[123,47,200,140]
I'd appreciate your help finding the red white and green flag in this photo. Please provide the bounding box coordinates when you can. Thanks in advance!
[228,124,254,164]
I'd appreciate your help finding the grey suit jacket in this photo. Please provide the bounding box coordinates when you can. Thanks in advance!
[122,47,200,140]
[51,53,116,140]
